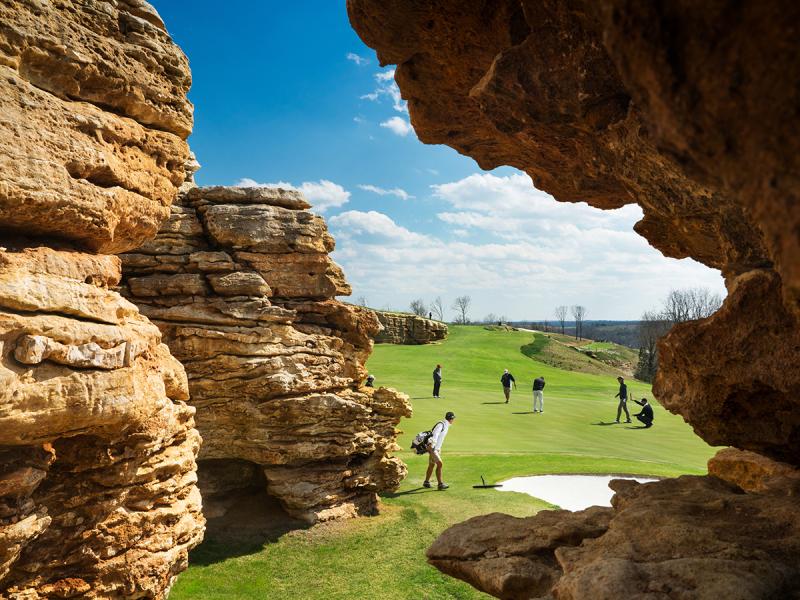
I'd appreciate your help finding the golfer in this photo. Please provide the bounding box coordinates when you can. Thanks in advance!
[501,369,517,403]
[532,376,545,413]
[423,411,455,490]
[614,376,631,423]
[432,364,443,398]
[633,397,654,428]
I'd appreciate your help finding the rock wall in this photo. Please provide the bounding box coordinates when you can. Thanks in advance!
[0,1,204,598]
[121,186,412,523]
[373,311,448,344]
[348,0,800,596]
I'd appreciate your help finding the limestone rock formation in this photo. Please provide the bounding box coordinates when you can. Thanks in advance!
[428,468,800,599]
[348,0,800,596]
[373,311,448,344]
[0,1,203,597]
[121,186,412,523]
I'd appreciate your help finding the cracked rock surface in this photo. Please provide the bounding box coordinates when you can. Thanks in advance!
[0,1,203,597]
[349,0,800,597]
[121,186,412,523]
[373,311,448,345]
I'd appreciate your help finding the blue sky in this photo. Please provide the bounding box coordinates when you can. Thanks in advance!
[153,1,725,321]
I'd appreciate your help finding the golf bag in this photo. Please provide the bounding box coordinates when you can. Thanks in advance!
[410,421,444,454]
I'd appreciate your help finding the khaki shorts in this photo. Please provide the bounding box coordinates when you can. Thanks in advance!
[428,449,442,464]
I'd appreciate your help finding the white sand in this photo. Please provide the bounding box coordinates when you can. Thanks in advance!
[496,474,658,511]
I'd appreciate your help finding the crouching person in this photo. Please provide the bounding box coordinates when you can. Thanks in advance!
[424,411,456,490]
[633,397,654,428]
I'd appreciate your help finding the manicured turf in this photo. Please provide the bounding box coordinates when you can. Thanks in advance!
[171,326,718,599]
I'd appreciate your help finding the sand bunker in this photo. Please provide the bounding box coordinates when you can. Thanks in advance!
[497,475,658,511]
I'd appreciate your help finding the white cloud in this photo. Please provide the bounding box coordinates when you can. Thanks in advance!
[358,184,414,200]
[380,116,413,137]
[360,68,407,113]
[235,178,350,213]
[329,210,428,244]
[353,116,365,124]
[346,52,369,66]
[328,171,726,320]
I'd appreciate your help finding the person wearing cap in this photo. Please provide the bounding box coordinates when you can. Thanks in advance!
[500,369,517,403]
[423,411,455,490]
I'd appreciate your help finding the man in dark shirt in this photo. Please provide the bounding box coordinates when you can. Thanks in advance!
[532,376,545,413]
[432,364,442,398]
[614,376,631,423]
[500,369,516,403]
[633,397,654,428]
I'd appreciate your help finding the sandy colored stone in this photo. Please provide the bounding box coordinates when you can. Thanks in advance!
[0,0,191,254]
[429,475,800,599]
[708,448,800,495]
[374,310,448,344]
[122,186,411,522]
[0,248,203,598]
[0,3,202,596]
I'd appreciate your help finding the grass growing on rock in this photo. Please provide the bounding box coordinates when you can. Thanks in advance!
[170,326,718,599]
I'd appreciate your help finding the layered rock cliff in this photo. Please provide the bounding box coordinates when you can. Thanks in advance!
[374,311,448,345]
[349,0,800,597]
[121,186,411,523]
[0,1,204,597]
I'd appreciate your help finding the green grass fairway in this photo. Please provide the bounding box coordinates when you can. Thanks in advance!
[372,326,715,473]
[171,326,718,599]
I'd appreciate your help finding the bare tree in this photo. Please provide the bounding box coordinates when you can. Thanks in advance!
[571,305,587,340]
[554,305,568,334]
[409,298,427,317]
[634,310,671,382]
[636,287,723,382]
[483,313,498,324]
[452,295,472,324]
[430,296,445,321]
[663,288,722,323]
[356,295,368,307]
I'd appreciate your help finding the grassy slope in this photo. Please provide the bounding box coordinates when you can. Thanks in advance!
[171,326,718,599]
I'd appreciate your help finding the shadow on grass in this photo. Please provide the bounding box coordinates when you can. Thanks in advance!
[512,411,536,415]
[188,490,311,566]
[410,396,433,400]
[592,421,619,426]
[625,425,652,430]
[382,486,436,498]
[481,401,507,405]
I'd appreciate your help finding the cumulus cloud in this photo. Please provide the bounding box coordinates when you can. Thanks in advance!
[329,172,726,319]
[361,68,407,113]
[330,210,428,244]
[358,184,414,200]
[235,177,350,213]
[380,116,414,137]
[346,52,368,66]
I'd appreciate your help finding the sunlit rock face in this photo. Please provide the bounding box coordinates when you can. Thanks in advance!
[121,186,412,523]
[374,311,448,345]
[349,0,800,596]
[0,2,203,596]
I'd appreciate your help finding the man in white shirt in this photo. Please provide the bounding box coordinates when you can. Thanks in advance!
[423,411,455,490]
